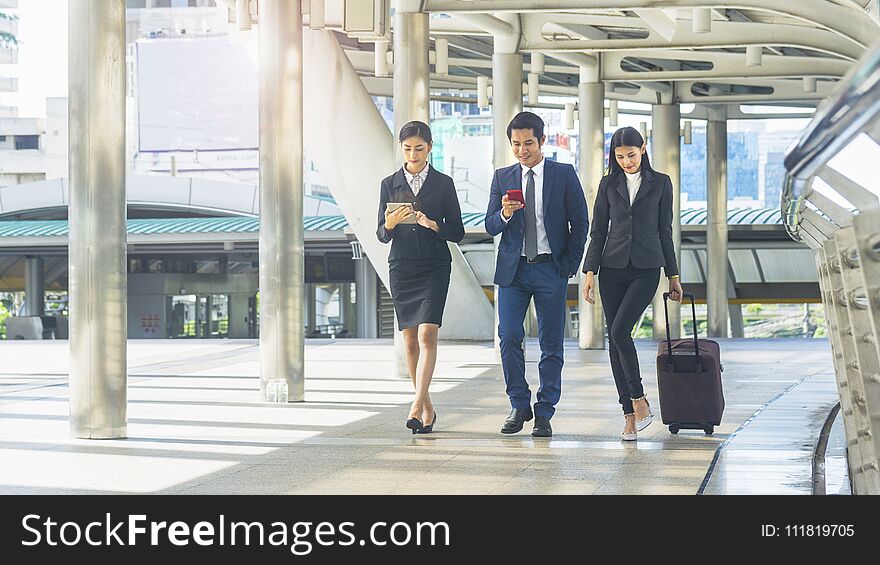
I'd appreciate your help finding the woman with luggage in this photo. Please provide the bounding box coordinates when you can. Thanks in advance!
[582,126,683,441]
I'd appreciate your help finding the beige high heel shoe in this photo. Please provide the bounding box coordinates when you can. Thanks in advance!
[633,395,654,432]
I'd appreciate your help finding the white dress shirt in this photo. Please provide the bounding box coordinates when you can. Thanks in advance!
[403,162,430,196]
[501,157,551,256]
[624,170,641,204]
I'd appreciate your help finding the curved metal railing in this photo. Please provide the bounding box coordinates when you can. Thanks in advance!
[782,43,880,249]
[782,41,880,495]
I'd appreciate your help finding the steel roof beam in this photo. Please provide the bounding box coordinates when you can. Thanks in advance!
[426,0,878,49]
[520,15,864,61]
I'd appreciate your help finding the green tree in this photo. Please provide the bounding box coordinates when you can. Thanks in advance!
[0,301,9,340]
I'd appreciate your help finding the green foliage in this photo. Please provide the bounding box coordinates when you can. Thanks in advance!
[746,303,763,315]
[0,301,8,340]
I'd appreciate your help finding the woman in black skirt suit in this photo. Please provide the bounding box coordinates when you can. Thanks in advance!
[377,121,464,434]
[581,126,683,441]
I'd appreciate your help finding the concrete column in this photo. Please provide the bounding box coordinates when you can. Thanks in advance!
[392,5,429,375]
[707,111,729,337]
[650,103,682,340]
[68,0,127,439]
[306,283,317,335]
[392,8,429,132]
[340,283,355,333]
[578,74,605,350]
[728,270,744,338]
[204,294,213,338]
[24,256,45,316]
[195,295,204,337]
[492,54,522,172]
[258,0,305,401]
[492,51,524,351]
[355,257,378,338]
[729,304,744,337]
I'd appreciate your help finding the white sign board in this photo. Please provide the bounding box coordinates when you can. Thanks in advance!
[136,37,258,152]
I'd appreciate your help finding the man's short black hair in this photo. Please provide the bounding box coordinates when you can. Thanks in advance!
[506,111,545,142]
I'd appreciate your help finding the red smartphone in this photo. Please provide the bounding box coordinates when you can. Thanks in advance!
[506,189,525,204]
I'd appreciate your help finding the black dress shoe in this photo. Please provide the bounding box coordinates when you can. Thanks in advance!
[501,407,533,434]
[531,416,552,438]
[406,417,424,434]
[416,412,437,434]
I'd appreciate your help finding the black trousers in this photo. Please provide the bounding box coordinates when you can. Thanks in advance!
[598,263,660,414]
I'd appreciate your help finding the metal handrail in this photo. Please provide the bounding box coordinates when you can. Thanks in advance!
[782,42,880,242]
[779,39,880,494]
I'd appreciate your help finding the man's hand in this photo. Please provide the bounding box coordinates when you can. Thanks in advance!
[501,194,524,219]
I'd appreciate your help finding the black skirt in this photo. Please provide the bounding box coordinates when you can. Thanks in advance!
[389,260,451,329]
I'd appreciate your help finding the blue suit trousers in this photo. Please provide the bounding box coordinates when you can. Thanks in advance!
[498,260,569,420]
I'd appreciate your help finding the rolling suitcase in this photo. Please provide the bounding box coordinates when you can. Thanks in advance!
[656,292,724,435]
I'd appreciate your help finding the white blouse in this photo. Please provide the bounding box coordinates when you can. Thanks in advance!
[624,170,641,204]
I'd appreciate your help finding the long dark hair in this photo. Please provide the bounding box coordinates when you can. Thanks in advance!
[606,126,653,177]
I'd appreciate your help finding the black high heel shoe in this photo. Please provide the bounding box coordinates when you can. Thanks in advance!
[416,412,437,434]
[406,416,424,434]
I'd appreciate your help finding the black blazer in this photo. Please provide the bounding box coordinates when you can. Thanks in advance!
[376,165,465,262]
[581,167,679,276]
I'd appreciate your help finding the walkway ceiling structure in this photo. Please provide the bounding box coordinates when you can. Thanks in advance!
[317,0,880,116]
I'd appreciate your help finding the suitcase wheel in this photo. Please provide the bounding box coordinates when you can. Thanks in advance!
[668,424,680,434]
[703,425,714,435]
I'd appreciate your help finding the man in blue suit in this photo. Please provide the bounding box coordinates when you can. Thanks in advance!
[485,112,589,437]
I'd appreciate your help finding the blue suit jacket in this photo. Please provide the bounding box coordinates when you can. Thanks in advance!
[485,159,589,287]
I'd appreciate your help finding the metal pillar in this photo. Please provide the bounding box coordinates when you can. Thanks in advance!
[392,5,429,374]
[828,228,880,493]
[848,209,880,492]
[68,0,127,439]
[492,51,523,351]
[816,245,868,494]
[24,256,45,316]
[355,257,379,338]
[578,75,605,349]
[707,112,729,337]
[650,103,682,339]
[259,0,305,402]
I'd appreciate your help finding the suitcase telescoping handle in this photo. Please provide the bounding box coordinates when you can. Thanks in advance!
[662,291,702,372]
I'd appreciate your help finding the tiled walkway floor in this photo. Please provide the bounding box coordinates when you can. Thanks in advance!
[0,338,837,495]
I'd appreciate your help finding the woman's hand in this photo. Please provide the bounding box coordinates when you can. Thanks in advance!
[384,205,412,230]
[668,277,683,302]
[582,271,596,304]
[415,211,439,232]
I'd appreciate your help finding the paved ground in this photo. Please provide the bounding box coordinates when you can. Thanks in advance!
[0,338,838,495]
